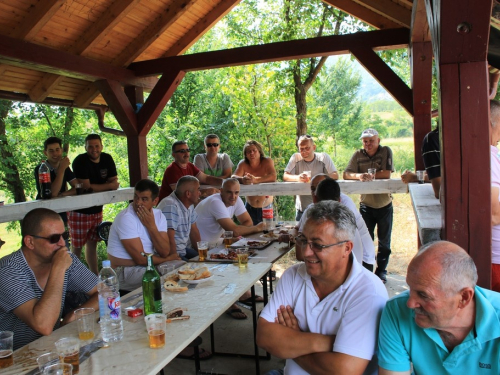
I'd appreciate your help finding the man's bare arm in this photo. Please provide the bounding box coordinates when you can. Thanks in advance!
[217,218,264,237]
[283,171,302,182]
[379,368,411,375]
[431,177,441,199]
[256,318,333,359]
[294,352,369,375]
[167,229,178,255]
[376,170,392,179]
[120,238,180,266]
[79,175,119,192]
[343,171,363,180]
[12,248,72,335]
[189,224,201,249]
[197,172,223,187]
[61,286,99,325]
[328,171,339,180]
[492,187,500,226]
[51,157,71,197]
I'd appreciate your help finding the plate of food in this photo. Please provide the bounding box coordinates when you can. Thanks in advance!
[244,240,272,250]
[164,266,212,290]
[208,249,256,262]
[182,275,214,284]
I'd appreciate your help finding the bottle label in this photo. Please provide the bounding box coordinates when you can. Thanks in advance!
[154,299,162,313]
[107,296,121,319]
[39,172,50,183]
[262,208,273,219]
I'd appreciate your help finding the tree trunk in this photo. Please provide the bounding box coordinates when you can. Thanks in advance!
[0,100,27,203]
[294,80,308,138]
[62,107,74,154]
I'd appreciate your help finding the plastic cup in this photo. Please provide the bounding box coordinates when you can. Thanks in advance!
[158,264,175,276]
[367,168,376,180]
[416,170,425,184]
[43,363,73,375]
[236,248,249,268]
[144,314,166,349]
[303,170,312,182]
[37,352,60,372]
[197,241,208,261]
[0,331,13,369]
[74,308,95,341]
[55,337,80,374]
[223,231,234,249]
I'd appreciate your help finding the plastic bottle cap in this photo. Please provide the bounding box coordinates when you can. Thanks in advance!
[102,260,111,267]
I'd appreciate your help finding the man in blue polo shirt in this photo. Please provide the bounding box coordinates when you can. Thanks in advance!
[378,240,500,374]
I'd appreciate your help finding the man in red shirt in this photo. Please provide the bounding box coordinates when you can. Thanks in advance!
[158,141,222,201]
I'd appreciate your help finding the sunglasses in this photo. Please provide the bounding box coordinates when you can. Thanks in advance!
[174,148,191,153]
[30,231,70,244]
[206,143,219,148]
[295,235,347,252]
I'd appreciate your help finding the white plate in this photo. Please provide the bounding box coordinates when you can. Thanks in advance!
[181,276,213,284]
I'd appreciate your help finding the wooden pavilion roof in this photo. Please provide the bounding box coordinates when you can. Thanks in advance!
[0,0,417,111]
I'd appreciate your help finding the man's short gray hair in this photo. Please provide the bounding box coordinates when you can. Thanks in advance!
[491,100,500,128]
[222,178,239,189]
[175,175,199,195]
[418,241,478,294]
[305,201,356,241]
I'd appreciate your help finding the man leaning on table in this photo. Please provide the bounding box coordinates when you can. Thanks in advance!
[257,201,388,375]
[378,241,500,374]
[0,208,98,350]
[107,179,182,292]
[283,134,338,221]
[157,175,202,261]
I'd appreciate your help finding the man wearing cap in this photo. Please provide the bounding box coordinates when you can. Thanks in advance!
[344,128,394,283]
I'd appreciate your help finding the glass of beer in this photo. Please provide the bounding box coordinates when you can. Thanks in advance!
[74,308,95,341]
[55,337,80,374]
[236,248,249,268]
[145,313,166,349]
[37,352,60,372]
[367,168,376,180]
[223,231,234,249]
[43,363,73,375]
[197,241,209,261]
[0,331,13,369]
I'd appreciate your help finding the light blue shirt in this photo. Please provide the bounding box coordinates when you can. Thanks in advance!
[378,287,500,374]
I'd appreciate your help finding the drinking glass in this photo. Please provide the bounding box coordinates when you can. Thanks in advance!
[74,308,95,341]
[144,314,166,349]
[43,363,73,375]
[197,241,208,261]
[158,264,175,276]
[236,248,249,268]
[0,331,13,369]
[55,337,80,374]
[37,352,60,372]
[416,170,425,184]
[367,168,376,180]
[223,231,233,249]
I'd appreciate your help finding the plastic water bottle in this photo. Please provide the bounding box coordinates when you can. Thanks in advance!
[262,196,273,233]
[38,161,52,199]
[98,260,124,343]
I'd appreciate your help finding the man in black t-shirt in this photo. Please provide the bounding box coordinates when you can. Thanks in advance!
[69,134,119,274]
[34,137,76,224]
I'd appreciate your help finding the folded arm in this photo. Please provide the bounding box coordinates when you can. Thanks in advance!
[217,216,264,237]
[120,238,179,266]
[295,352,369,375]
[79,175,119,192]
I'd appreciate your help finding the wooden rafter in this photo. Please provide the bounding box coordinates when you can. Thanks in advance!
[323,0,403,29]
[411,0,430,42]
[352,0,411,28]
[9,0,65,40]
[29,0,141,102]
[131,28,410,76]
[163,0,242,57]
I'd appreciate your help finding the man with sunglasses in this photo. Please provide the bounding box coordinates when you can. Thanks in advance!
[284,134,338,221]
[194,134,233,178]
[0,208,98,350]
[158,140,223,202]
[257,201,387,375]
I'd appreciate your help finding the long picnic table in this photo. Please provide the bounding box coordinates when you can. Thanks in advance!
[2,262,272,375]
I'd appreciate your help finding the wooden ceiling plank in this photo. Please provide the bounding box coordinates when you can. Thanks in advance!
[10,0,65,40]
[322,0,402,29]
[163,0,242,57]
[351,47,413,115]
[30,0,141,104]
[132,28,410,76]
[352,0,411,28]
[113,0,198,66]
[94,79,138,135]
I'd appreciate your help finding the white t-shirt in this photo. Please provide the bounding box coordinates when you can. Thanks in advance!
[195,193,247,243]
[260,260,388,375]
[284,152,337,211]
[107,204,168,260]
[297,193,375,265]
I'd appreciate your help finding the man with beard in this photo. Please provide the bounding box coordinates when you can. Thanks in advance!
[70,134,119,274]
[257,201,387,375]
[107,179,181,292]
[0,208,98,350]
[378,241,500,374]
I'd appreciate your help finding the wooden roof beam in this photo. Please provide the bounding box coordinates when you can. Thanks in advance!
[163,0,242,57]
[28,0,141,102]
[351,47,413,115]
[0,34,157,88]
[352,0,412,28]
[9,0,65,40]
[131,28,410,76]
[322,0,402,29]
[411,0,431,42]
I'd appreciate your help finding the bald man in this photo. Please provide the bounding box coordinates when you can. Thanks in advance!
[378,241,500,374]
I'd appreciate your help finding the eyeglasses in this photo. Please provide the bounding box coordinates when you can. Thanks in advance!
[295,235,347,252]
[30,231,69,244]
[174,148,191,153]
[206,143,219,148]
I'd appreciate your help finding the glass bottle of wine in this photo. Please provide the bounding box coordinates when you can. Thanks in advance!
[142,254,163,315]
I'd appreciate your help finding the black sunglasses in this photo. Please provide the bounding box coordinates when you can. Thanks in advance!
[174,148,191,153]
[30,231,69,244]
[206,143,219,147]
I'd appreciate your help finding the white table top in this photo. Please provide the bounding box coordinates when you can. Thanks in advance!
[4,262,272,375]
[409,183,442,244]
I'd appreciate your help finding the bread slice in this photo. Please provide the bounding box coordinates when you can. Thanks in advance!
[164,280,188,292]
[194,266,211,280]
[178,268,195,275]
[178,272,196,280]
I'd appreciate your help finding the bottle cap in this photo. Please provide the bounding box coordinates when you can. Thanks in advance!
[102,260,111,267]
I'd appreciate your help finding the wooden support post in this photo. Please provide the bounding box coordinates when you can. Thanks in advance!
[127,134,149,187]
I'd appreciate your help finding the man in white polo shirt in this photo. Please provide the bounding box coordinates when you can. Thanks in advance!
[107,179,182,291]
[257,201,387,375]
[157,175,202,261]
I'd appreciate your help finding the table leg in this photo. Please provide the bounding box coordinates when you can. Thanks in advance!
[250,286,260,375]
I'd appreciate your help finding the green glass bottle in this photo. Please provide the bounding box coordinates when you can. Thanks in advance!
[142,254,163,315]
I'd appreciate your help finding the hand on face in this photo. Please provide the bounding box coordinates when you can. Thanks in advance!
[58,156,71,172]
[135,204,155,229]
[52,247,72,271]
